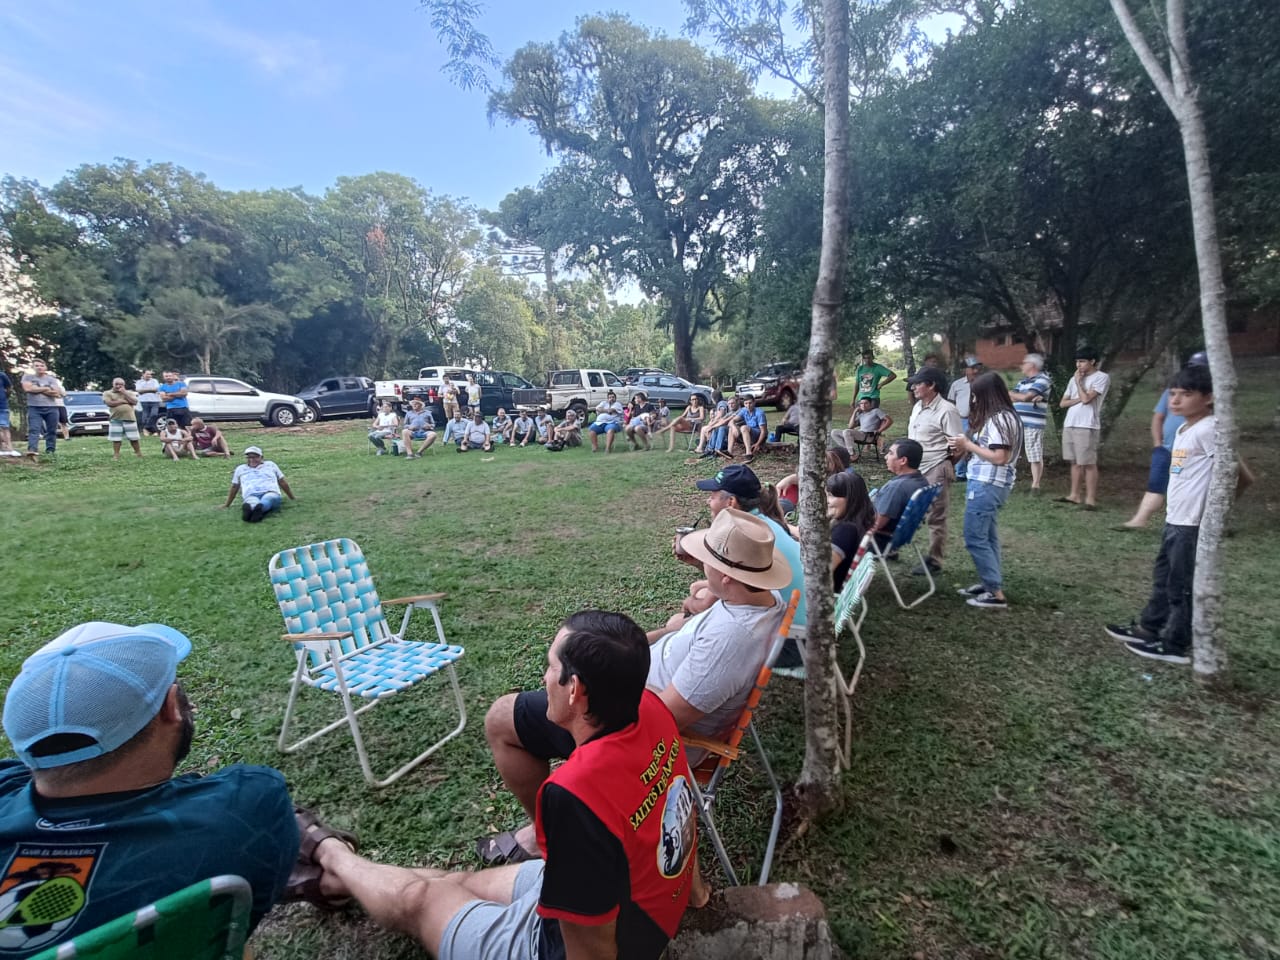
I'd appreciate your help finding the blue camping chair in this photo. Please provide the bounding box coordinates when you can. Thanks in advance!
[867,483,944,609]
[269,538,467,787]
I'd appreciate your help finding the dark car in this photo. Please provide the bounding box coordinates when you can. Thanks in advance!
[64,391,111,436]
[296,376,376,423]
[622,367,668,384]
[735,362,803,410]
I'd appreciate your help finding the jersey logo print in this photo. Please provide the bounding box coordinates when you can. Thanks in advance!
[657,776,696,879]
[0,843,104,954]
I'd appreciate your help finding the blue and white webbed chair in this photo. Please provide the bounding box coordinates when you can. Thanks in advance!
[269,538,466,787]
[867,483,944,609]
[834,534,876,770]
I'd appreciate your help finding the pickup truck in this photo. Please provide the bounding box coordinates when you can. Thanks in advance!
[296,375,376,422]
[375,367,544,420]
[544,369,634,419]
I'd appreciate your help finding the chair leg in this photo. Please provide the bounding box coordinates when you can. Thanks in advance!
[874,543,936,610]
[747,722,784,886]
[689,777,740,886]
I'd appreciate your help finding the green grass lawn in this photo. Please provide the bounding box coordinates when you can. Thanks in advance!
[2,359,1276,960]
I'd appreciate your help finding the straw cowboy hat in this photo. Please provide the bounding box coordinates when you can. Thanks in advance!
[680,508,793,591]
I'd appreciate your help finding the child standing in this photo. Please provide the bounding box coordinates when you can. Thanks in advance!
[1104,365,1252,664]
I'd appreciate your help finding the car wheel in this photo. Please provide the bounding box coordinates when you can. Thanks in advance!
[778,389,796,411]
[570,401,588,420]
[299,404,319,424]
[270,405,298,427]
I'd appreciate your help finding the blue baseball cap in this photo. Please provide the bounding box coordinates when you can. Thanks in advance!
[3,622,192,770]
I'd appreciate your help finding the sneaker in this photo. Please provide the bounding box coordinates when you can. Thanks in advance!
[1124,640,1190,665]
[375,449,384,456]
[910,559,942,576]
[250,504,266,523]
[966,592,1007,609]
[1104,622,1156,643]
[241,503,253,521]
[957,584,986,597]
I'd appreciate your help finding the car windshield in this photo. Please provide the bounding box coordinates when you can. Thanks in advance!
[65,393,102,406]
[749,364,789,379]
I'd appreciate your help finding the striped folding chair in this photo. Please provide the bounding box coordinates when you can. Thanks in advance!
[683,590,799,887]
[269,538,466,787]
[834,535,876,770]
[30,875,251,960]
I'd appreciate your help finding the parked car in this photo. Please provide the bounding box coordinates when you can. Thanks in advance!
[631,373,713,409]
[183,376,308,427]
[734,362,803,410]
[544,369,633,418]
[376,367,544,420]
[65,391,111,436]
[473,370,544,416]
[621,367,668,384]
[296,376,376,423]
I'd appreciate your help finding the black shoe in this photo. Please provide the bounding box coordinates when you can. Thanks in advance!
[250,504,266,523]
[957,583,986,597]
[1124,640,1190,665]
[910,559,941,576]
[966,591,1007,609]
[1104,622,1156,643]
[241,503,253,522]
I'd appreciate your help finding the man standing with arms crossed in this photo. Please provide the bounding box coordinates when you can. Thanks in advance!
[21,359,64,458]
[906,367,962,576]
[1056,347,1111,510]
[102,377,143,460]
[1009,353,1053,494]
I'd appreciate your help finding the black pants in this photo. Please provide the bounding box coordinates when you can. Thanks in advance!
[1139,523,1198,654]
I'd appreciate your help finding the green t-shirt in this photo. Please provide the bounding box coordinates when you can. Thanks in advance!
[855,363,894,400]
[102,389,137,421]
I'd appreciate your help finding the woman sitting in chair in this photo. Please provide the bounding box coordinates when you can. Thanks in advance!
[368,402,400,455]
[827,471,875,590]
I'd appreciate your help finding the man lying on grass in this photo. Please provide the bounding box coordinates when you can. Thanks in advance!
[480,507,790,866]
[298,611,698,960]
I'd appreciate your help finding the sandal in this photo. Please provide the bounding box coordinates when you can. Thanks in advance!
[475,829,539,867]
[281,807,359,910]
[296,806,358,865]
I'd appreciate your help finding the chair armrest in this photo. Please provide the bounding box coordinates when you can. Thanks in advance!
[382,593,447,605]
[280,631,352,642]
[682,735,740,762]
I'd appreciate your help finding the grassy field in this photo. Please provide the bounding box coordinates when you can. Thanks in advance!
[1,359,1276,959]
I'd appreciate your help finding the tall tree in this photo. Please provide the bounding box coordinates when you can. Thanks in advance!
[1108,0,1240,678]
[489,16,785,378]
[794,0,851,820]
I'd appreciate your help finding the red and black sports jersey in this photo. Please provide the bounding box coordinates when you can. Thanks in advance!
[534,691,697,960]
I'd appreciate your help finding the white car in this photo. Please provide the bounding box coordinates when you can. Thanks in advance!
[182,376,308,427]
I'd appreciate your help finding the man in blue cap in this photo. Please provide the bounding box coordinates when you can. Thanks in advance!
[0,621,300,956]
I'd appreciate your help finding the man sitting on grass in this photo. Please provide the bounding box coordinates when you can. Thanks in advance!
[459,409,493,452]
[480,508,790,866]
[0,621,300,955]
[512,410,535,446]
[300,611,698,960]
[221,445,296,522]
[189,418,231,458]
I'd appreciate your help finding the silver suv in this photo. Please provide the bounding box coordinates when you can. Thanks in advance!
[183,376,308,427]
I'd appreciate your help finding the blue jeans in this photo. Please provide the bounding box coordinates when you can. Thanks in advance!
[962,480,1010,592]
[243,491,282,515]
[140,401,160,432]
[707,425,729,452]
[27,406,60,453]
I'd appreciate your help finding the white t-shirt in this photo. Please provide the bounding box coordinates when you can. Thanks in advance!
[1166,417,1216,527]
[1063,371,1111,430]
[464,421,491,444]
[232,461,284,498]
[647,595,784,740]
[595,401,624,425]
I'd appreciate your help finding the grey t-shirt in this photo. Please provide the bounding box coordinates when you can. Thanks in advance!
[647,595,785,739]
[22,373,62,407]
[873,471,930,528]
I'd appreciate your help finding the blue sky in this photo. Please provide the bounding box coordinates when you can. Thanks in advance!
[0,0,697,212]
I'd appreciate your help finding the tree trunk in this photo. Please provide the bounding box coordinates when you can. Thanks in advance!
[1109,0,1240,678]
[794,0,850,820]
[671,301,696,380]
[899,311,916,377]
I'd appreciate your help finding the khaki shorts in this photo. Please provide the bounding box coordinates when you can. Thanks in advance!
[1062,426,1099,465]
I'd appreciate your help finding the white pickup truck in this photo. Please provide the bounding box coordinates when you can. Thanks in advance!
[544,369,634,418]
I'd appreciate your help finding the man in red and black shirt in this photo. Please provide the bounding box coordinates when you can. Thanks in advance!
[311,610,697,960]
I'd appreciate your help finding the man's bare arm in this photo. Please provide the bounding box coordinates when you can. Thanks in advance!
[560,917,618,960]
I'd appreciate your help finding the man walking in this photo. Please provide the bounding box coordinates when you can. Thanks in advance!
[906,367,962,575]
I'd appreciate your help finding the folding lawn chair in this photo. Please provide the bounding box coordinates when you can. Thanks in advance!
[30,875,252,960]
[866,483,943,609]
[834,535,876,770]
[849,431,885,464]
[683,589,799,887]
[270,538,466,787]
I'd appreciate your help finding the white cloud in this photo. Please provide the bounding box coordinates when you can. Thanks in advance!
[185,17,344,96]
[0,60,112,144]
